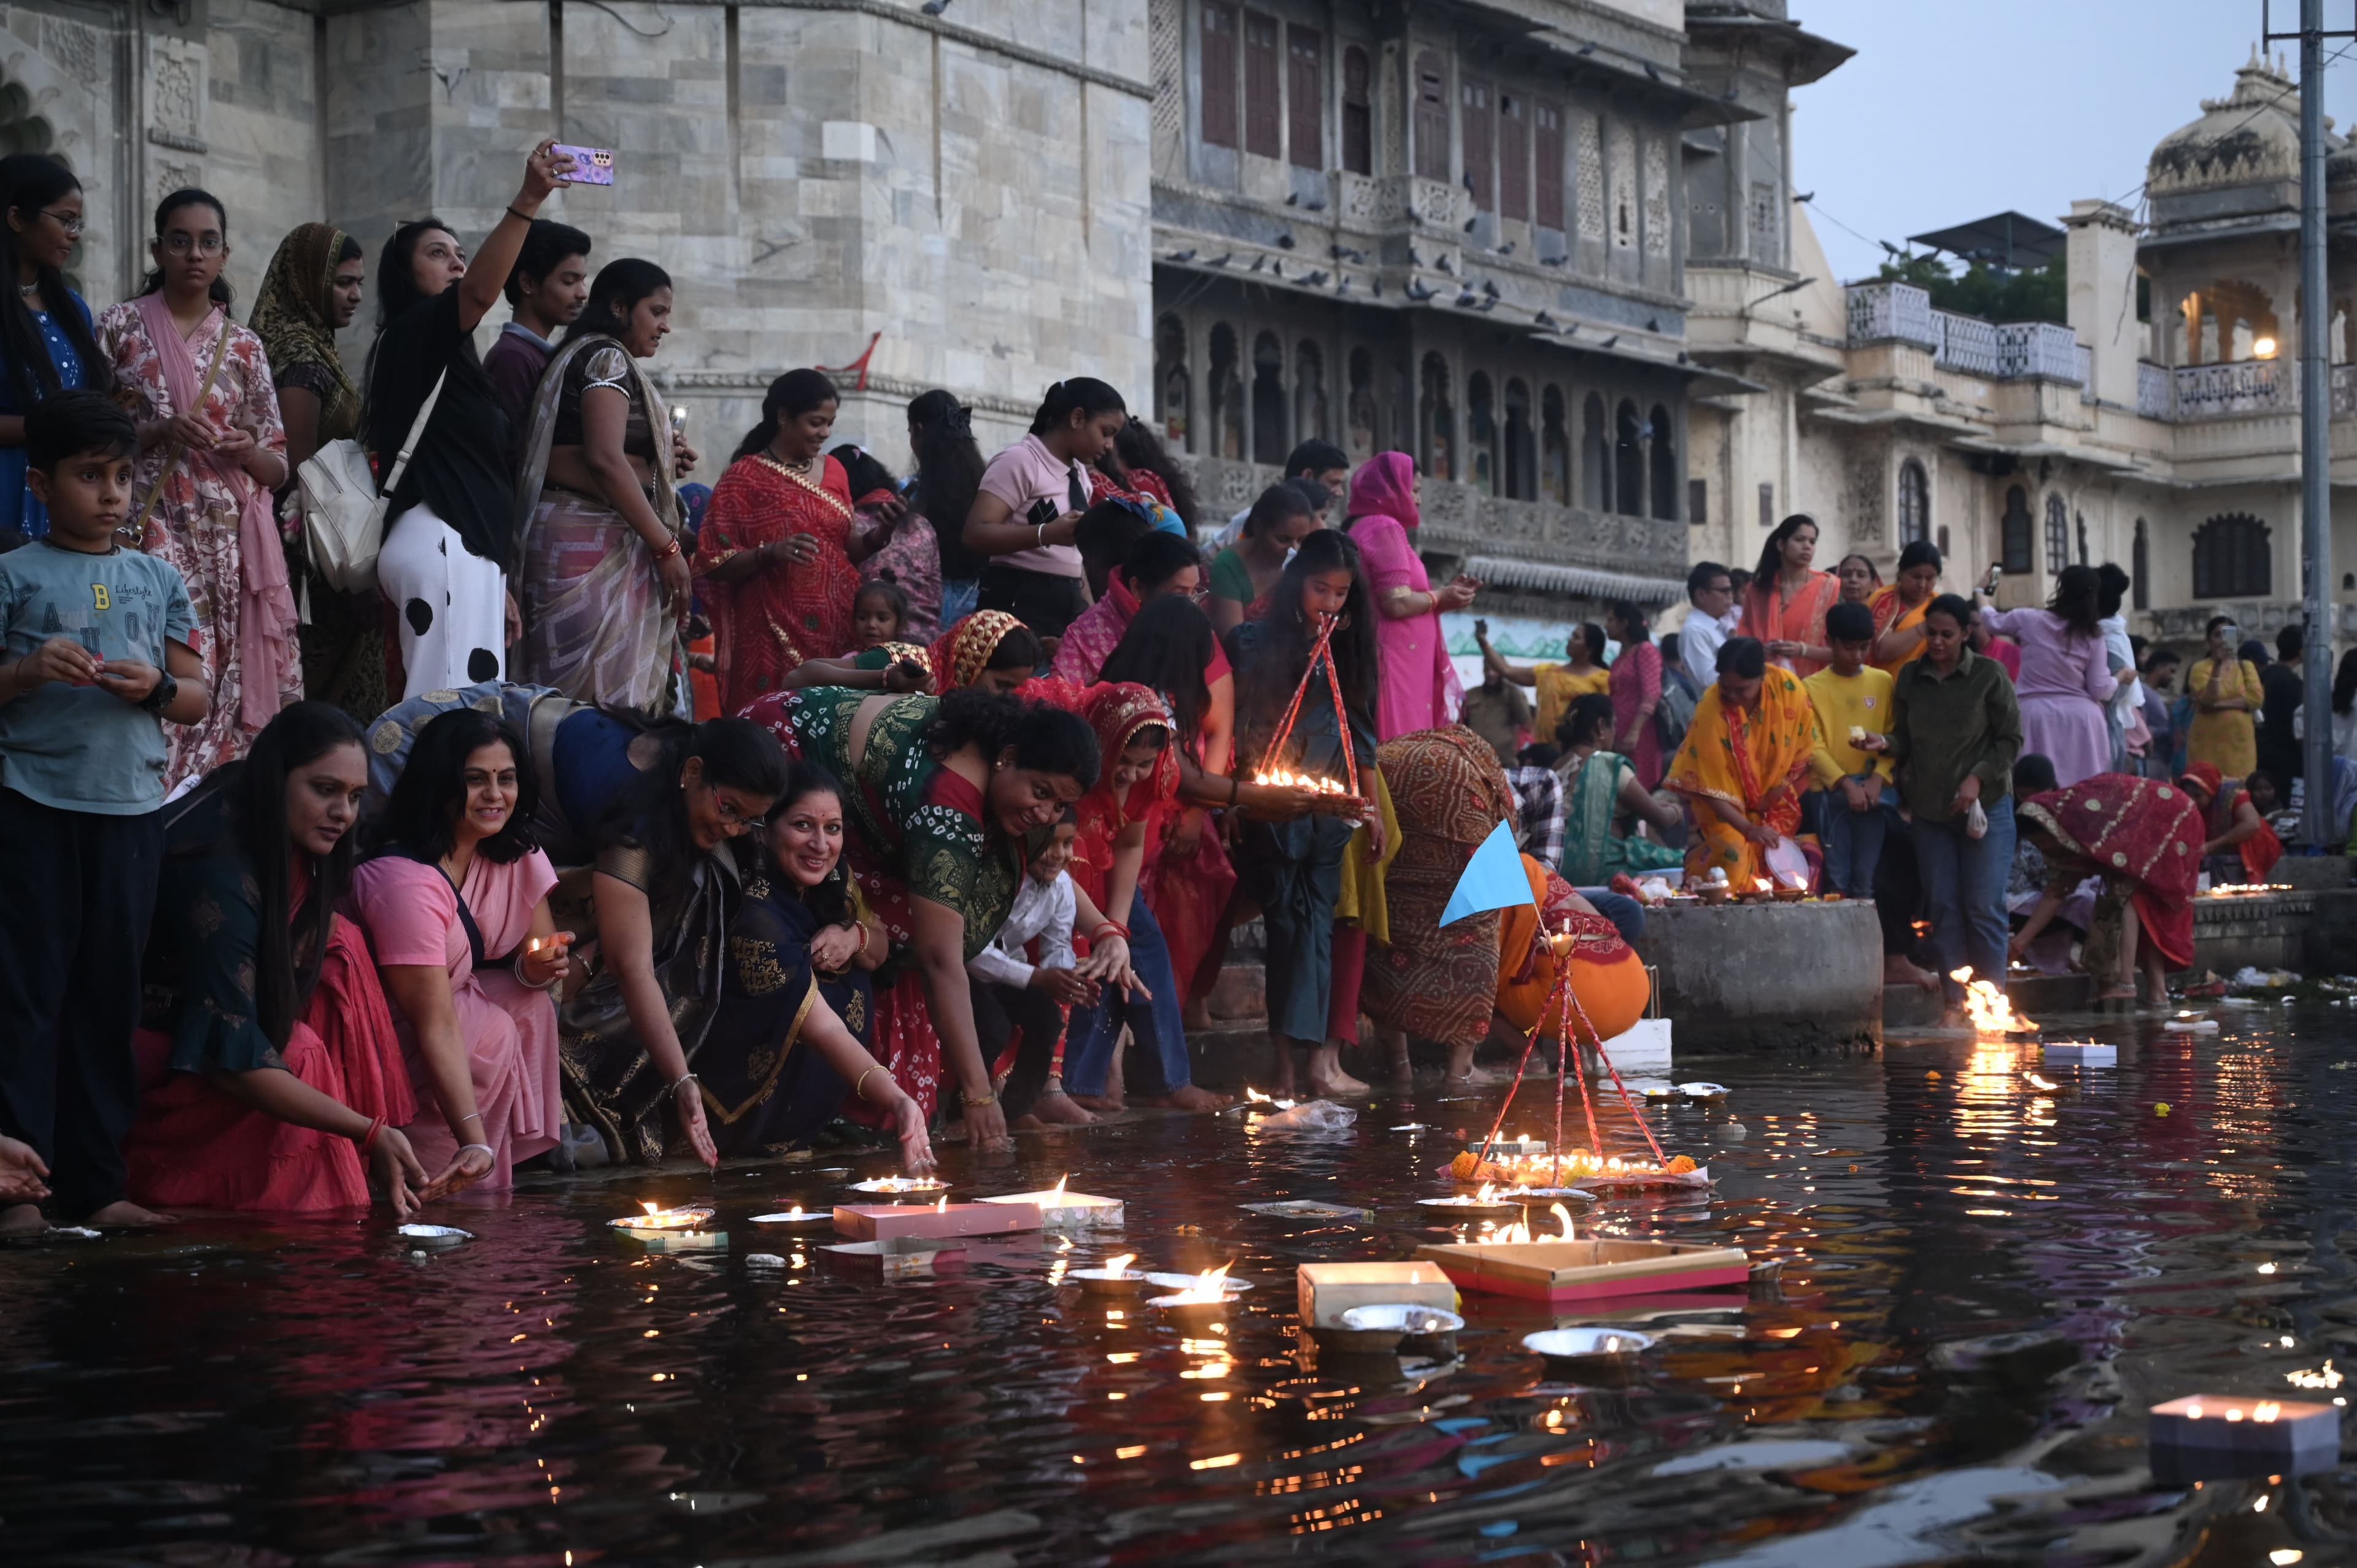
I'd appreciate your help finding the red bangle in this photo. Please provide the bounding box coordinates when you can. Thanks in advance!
[1091,921,1129,941]
[652,533,681,561]
[360,1115,386,1155]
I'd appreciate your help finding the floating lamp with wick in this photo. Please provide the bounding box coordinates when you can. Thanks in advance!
[610,1200,722,1251]
[1147,1263,1244,1324]
[848,1175,951,1197]
[979,1173,1124,1230]
[1069,1251,1154,1295]
[1417,1180,1526,1219]
[2149,1395,2342,1481]
[750,1204,832,1226]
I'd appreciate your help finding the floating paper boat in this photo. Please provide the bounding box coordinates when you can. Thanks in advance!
[978,1183,1123,1229]
[834,1200,1040,1242]
[819,1235,966,1280]
[1417,1236,1750,1303]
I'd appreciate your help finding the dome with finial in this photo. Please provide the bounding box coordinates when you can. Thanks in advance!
[2148,48,2335,199]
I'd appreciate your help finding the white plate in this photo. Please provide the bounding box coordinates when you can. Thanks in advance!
[1341,1303,1465,1334]
[751,1210,829,1223]
[1142,1271,1252,1294]
[397,1223,474,1241]
[1523,1327,1654,1358]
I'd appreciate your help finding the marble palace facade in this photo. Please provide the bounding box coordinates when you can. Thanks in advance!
[8,0,2350,651]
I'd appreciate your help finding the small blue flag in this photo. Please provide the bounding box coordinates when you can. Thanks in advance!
[1439,819,1536,927]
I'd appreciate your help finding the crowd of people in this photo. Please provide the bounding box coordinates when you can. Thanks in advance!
[0,134,2338,1229]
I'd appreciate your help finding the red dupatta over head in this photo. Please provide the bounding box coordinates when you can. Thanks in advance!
[929,610,1029,692]
[1026,678,1179,906]
[2022,773,2204,967]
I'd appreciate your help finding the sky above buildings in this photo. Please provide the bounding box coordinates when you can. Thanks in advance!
[1791,0,2357,282]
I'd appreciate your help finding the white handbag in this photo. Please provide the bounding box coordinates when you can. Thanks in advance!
[297,371,444,595]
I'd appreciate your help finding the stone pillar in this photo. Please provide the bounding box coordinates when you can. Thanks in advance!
[2065,198,2140,409]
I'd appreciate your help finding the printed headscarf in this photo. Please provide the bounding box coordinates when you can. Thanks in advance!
[928,610,1029,691]
[248,222,358,441]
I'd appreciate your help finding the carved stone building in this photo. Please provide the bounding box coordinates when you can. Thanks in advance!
[8,1,2347,654]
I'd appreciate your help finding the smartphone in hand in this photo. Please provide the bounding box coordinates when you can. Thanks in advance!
[552,144,616,185]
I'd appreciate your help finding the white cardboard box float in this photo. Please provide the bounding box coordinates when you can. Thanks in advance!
[1296,1261,1460,1329]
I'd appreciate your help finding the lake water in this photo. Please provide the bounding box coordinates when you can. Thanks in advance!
[4,1005,2351,1566]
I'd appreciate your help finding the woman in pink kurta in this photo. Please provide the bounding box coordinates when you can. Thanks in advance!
[349,709,568,1192]
[1980,565,2118,788]
[1606,601,1666,789]
[98,190,300,793]
[1344,451,1476,740]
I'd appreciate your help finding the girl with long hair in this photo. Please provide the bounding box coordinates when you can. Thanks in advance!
[96,187,299,793]
[742,684,1107,1147]
[251,223,383,720]
[1207,481,1319,636]
[908,388,988,626]
[693,369,873,714]
[350,708,571,1192]
[1738,513,1839,676]
[1979,562,2118,788]
[964,377,1129,638]
[688,760,933,1167]
[0,153,109,541]
[514,257,698,713]
[368,141,576,697]
[1226,528,1387,1099]
[1113,415,1201,530]
[125,703,436,1216]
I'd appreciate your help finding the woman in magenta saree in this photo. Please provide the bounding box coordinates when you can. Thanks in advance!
[2012,772,2203,1003]
[1344,452,1476,741]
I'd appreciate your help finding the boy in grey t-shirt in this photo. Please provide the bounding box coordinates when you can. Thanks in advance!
[0,391,207,1234]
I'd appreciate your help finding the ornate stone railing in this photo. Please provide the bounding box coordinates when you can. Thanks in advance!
[2334,363,2357,419]
[1845,283,2086,385]
[2138,360,2172,420]
[2174,360,2286,418]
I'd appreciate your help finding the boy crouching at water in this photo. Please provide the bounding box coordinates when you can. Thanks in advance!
[0,392,208,1235]
[969,808,1101,1129]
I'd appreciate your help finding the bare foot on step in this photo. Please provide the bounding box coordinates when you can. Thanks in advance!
[1032,1091,1098,1126]
[1137,1084,1233,1112]
[0,1203,45,1238]
[83,1200,174,1230]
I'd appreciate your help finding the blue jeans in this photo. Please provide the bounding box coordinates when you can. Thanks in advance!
[1816,776,1892,900]
[1063,895,1191,1096]
[1910,794,2015,997]
[1574,887,1646,944]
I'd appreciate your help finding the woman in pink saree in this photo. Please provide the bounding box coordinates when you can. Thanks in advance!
[1344,452,1478,741]
[98,188,299,792]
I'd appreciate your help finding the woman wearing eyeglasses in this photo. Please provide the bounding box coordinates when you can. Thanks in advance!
[0,154,110,544]
[96,187,298,794]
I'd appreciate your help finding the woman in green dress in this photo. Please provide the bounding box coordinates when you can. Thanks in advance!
[741,685,1104,1149]
[1555,692,1684,885]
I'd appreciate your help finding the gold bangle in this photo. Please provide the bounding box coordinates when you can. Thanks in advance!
[960,1087,997,1108]
[853,1064,883,1103]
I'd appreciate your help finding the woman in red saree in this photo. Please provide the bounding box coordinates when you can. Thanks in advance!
[928,609,1043,694]
[2013,772,2204,1003]
[693,371,864,715]
[1738,513,1840,678]
[2176,761,2284,884]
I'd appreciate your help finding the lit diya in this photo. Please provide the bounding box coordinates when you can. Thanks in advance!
[2162,1011,2221,1035]
[610,1201,717,1233]
[848,1175,951,1197]
[2149,1394,2342,1481]
[1146,1263,1244,1322]
[1418,1181,1525,1218]
[1447,1148,1704,1189]
[750,1205,831,1225]
[1067,1251,1153,1295]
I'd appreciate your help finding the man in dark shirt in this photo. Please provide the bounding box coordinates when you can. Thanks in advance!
[2258,624,2305,787]
[481,218,591,446]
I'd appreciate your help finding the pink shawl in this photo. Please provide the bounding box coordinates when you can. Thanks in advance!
[1344,450,1462,740]
[1048,572,1137,685]
[134,293,296,729]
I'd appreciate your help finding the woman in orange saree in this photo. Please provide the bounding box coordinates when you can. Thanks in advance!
[692,370,862,716]
[1662,636,1817,888]
[1495,853,1649,1049]
[1738,513,1840,678]
[1868,541,1943,675]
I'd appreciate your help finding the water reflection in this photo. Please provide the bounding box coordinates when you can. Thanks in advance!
[2,1007,2354,1562]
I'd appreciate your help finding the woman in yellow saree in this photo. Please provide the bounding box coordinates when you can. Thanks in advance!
[1662,636,1816,887]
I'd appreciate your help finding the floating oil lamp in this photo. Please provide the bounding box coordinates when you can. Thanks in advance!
[751,1205,830,1225]
[1237,1086,1297,1114]
[2040,1041,2117,1068]
[2149,1395,2342,1481]
[1522,1326,1655,1362]
[980,1173,1124,1230]
[1949,968,2037,1035]
[1147,1263,1243,1323]
[848,1175,950,1197]
[1069,1251,1153,1294]
[1317,1302,1466,1357]
[397,1222,473,1247]
[611,1201,716,1233]
[1418,1181,1524,1218]
[2162,1011,2221,1035]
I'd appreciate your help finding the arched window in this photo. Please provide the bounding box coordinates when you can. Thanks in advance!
[2132,518,2149,609]
[1613,399,1643,516]
[2192,514,2271,598]
[1346,347,1376,458]
[1294,341,1328,445]
[1540,385,1568,504]
[1420,352,1454,480]
[1581,392,1608,511]
[1342,46,1372,176]
[1647,402,1676,520]
[1154,315,1190,451]
[1897,459,1929,546]
[1503,379,1534,500]
[2044,493,2069,574]
[1251,331,1287,464]
[2000,485,2033,574]
[1209,323,1244,460]
[1467,373,1498,495]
